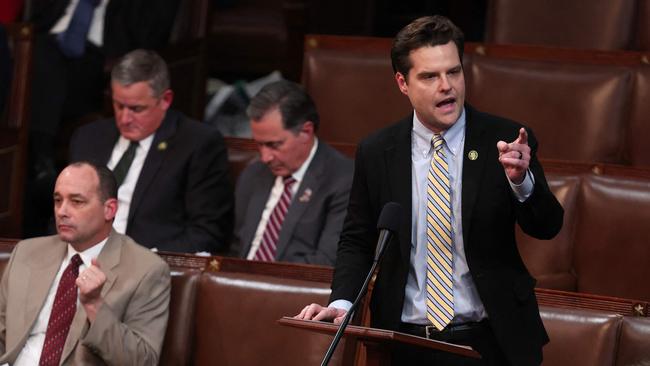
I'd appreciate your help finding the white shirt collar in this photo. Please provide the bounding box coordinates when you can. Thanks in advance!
[116,133,155,154]
[412,108,466,157]
[289,137,319,182]
[66,237,108,268]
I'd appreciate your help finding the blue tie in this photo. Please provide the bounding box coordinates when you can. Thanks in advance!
[57,0,101,58]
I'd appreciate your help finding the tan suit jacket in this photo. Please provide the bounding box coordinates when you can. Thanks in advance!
[0,230,171,365]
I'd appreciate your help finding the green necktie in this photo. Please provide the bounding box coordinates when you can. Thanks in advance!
[112,141,139,186]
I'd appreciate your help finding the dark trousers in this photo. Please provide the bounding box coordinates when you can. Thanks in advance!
[393,321,510,366]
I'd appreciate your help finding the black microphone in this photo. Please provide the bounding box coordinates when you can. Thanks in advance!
[374,201,403,262]
[321,202,403,366]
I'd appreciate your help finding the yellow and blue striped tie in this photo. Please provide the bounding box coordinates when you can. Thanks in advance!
[426,133,454,331]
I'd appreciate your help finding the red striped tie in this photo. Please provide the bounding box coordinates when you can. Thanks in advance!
[39,254,83,366]
[254,176,297,261]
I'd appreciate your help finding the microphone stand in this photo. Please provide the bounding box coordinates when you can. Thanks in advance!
[320,230,392,366]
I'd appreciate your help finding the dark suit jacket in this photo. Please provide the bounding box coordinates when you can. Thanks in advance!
[30,0,180,57]
[0,230,170,364]
[330,105,563,366]
[69,110,234,253]
[234,141,353,265]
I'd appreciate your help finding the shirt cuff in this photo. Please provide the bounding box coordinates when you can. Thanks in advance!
[509,169,535,202]
[328,299,353,312]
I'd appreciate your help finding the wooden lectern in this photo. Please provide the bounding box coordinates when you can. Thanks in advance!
[278,317,480,366]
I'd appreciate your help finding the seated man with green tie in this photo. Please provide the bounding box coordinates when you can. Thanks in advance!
[69,49,234,254]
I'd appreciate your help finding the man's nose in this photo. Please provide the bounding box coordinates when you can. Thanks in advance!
[439,75,451,91]
[259,146,274,163]
[117,109,133,124]
[55,201,68,217]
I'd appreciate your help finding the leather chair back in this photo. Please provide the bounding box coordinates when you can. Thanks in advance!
[540,306,621,366]
[302,35,411,144]
[193,270,345,366]
[485,0,637,50]
[628,66,650,167]
[160,267,202,366]
[616,316,650,365]
[637,0,650,50]
[573,174,650,300]
[466,55,633,163]
[516,173,580,291]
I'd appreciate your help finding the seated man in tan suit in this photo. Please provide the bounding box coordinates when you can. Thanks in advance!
[0,161,170,365]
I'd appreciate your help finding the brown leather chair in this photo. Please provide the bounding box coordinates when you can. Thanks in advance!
[192,269,346,366]
[160,267,202,366]
[516,173,580,291]
[637,0,650,50]
[616,316,650,365]
[485,0,637,50]
[207,0,306,81]
[572,174,650,300]
[540,306,622,366]
[465,54,633,163]
[0,23,32,238]
[628,66,650,167]
[301,35,411,145]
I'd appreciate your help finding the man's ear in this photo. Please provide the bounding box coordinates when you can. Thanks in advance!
[395,72,409,96]
[299,121,315,140]
[104,198,118,221]
[159,89,174,110]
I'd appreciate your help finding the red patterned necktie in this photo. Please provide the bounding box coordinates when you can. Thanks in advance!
[254,176,297,261]
[39,254,83,366]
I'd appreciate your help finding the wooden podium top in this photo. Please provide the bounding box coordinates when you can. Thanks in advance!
[278,317,480,359]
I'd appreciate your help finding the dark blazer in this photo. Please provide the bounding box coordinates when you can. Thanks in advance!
[234,141,353,265]
[69,110,234,253]
[30,0,180,57]
[330,105,563,366]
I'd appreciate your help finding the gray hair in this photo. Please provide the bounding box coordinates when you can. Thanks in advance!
[247,80,320,133]
[111,49,170,98]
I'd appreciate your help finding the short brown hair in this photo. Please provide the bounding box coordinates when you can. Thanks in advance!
[68,161,118,202]
[247,80,320,133]
[391,15,465,76]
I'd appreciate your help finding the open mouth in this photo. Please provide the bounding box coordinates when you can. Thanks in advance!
[436,97,456,108]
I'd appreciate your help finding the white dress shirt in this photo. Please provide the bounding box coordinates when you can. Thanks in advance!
[107,134,154,234]
[14,240,106,365]
[247,139,319,259]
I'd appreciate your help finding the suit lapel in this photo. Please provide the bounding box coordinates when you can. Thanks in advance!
[241,171,276,256]
[461,106,488,243]
[384,118,413,265]
[128,111,178,224]
[274,143,327,260]
[60,231,122,363]
[21,240,67,343]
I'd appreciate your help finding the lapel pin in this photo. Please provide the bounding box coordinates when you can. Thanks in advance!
[298,188,312,203]
[468,150,478,161]
[157,141,168,151]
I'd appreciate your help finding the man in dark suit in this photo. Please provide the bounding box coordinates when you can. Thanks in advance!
[296,16,563,365]
[70,49,233,253]
[24,0,180,237]
[233,81,353,265]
